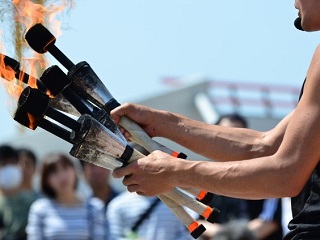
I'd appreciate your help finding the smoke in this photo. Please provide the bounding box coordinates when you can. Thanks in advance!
[0,0,75,61]
[0,1,14,56]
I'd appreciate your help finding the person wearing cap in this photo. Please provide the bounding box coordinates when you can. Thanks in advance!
[111,1,320,239]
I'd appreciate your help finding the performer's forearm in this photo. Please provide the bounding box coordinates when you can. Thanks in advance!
[158,111,291,161]
[169,104,320,199]
[172,155,303,199]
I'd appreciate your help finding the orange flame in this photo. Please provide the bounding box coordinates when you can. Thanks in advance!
[0,50,24,99]
[27,113,38,130]
[0,0,74,126]
[12,0,74,79]
[12,0,74,37]
[0,54,15,82]
[0,0,74,98]
[22,54,48,88]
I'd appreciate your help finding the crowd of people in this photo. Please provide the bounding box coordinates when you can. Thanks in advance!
[0,114,292,240]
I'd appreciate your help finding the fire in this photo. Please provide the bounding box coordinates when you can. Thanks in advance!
[12,0,75,79]
[27,113,37,130]
[5,80,24,100]
[22,54,49,88]
[12,0,75,37]
[0,53,15,82]
[0,0,74,98]
[0,0,74,127]
[0,48,24,99]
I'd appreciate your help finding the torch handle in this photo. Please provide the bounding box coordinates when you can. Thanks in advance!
[61,88,96,116]
[163,189,219,224]
[157,195,206,239]
[127,149,218,223]
[16,71,47,93]
[120,117,213,202]
[119,116,185,157]
[128,149,209,237]
[47,44,75,71]
[39,119,73,144]
[71,144,211,238]
[181,188,214,205]
[46,107,81,132]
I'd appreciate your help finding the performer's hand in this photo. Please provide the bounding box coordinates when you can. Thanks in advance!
[111,103,166,139]
[113,150,181,196]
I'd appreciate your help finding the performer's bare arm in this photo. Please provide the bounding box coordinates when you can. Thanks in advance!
[156,110,293,161]
[112,45,320,199]
[112,105,292,161]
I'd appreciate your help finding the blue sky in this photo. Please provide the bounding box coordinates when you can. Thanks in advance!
[1,0,320,142]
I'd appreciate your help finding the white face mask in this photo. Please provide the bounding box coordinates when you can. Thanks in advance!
[0,165,23,190]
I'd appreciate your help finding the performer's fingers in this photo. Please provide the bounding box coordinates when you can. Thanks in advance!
[119,127,126,135]
[136,191,146,196]
[110,103,133,124]
[122,174,135,186]
[124,131,132,140]
[127,184,139,193]
[113,164,134,178]
[118,127,131,140]
[110,106,123,124]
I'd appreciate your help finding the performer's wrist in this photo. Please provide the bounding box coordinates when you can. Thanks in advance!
[169,158,195,188]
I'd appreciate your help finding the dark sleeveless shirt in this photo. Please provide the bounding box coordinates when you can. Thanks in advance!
[284,79,320,239]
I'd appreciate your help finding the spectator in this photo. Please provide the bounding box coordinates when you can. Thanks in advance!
[0,145,37,240]
[17,148,37,193]
[81,161,118,209]
[246,198,282,240]
[202,114,282,240]
[26,153,105,240]
[215,114,248,128]
[106,143,193,240]
[107,193,193,240]
[81,161,118,237]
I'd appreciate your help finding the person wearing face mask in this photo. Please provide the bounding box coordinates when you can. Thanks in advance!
[0,145,38,240]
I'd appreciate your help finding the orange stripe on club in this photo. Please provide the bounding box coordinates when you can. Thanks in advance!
[197,190,207,200]
[188,221,199,233]
[171,151,179,157]
[202,206,213,219]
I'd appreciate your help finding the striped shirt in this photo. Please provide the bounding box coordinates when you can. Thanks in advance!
[26,197,106,240]
[106,192,194,240]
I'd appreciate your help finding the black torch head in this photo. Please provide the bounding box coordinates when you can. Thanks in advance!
[14,87,49,130]
[13,108,38,130]
[25,23,56,54]
[0,54,20,72]
[41,65,71,96]
[18,87,50,118]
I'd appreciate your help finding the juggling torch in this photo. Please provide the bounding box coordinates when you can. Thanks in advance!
[24,24,214,205]
[13,86,220,239]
